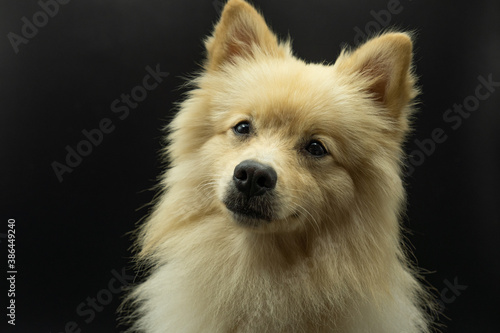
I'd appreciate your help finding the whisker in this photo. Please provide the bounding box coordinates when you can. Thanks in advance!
[284,199,321,236]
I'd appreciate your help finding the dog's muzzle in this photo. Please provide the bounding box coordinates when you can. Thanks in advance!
[223,160,278,226]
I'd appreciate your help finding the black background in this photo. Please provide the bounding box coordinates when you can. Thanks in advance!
[1,0,499,332]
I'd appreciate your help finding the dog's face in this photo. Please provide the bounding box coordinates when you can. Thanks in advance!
[205,61,360,233]
[169,0,415,234]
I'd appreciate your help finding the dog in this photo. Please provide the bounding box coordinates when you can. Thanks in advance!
[122,0,435,332]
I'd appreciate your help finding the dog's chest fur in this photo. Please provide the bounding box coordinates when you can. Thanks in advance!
[135,219,421,333]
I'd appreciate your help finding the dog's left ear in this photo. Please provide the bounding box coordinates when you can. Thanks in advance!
[334,33,416,124]
[204,0,284,71]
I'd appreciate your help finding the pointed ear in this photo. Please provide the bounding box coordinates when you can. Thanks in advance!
[204,0,284,71]
[334,32,417,121]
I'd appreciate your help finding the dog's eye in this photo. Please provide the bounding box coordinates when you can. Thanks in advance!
[305,140,327,157]
[233,121,251,135]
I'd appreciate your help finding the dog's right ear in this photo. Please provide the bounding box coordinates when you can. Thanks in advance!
[204,0,284,71]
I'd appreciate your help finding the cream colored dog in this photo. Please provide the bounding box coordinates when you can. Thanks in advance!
[123,0,435,332]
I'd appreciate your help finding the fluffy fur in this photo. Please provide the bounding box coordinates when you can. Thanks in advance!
[122,0,435,332]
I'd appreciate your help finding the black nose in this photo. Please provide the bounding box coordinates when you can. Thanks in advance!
[233,160,277,197]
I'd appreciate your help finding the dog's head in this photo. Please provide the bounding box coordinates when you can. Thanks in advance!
[167,0,416,234]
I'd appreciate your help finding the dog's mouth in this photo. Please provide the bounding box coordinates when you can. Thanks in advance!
[223,190,302,229]
[223,188,275,227]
